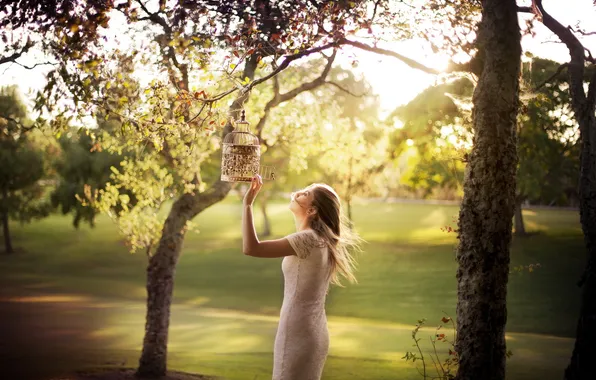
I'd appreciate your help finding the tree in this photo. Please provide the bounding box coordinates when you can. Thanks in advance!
[0,0,114,69]
[519,2,596,378]
[51,129,135,228]
[0,86,50,253]
[386,77,474,199]
[454,1,521,380]
[30,2,381,376]
[6,2,529,379]
[515,57,581,235]
[51,59,141,229]
[317,67,386,222]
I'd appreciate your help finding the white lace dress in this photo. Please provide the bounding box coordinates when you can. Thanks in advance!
[272,229,331,380]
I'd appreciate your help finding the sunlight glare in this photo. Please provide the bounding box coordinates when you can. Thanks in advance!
[393,119,404,129]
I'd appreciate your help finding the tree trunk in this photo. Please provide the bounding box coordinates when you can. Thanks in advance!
[514,197,526,236]
[1,208,13,254]
[454,1,521,380]
[136,56,258,378]
[346,198,353,223]
[523,3,596,376]
[136,201,188,377]
[260,196,271,237]
[526,3,596,376]
[564,78,596,380]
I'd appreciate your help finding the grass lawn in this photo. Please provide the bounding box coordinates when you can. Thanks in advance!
[0,198,585,379]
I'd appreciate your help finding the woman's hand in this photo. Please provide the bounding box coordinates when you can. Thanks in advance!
[243,175,263,206]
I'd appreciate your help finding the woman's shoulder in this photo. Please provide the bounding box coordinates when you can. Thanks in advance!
[286,229,326,258]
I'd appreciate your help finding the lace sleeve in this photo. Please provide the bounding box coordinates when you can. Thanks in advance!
[286,230,319,259]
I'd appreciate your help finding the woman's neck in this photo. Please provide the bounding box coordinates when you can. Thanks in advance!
[294,216,311,232]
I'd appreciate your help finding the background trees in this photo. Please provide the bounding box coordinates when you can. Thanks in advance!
[1,1,593,380]
[0,86,51,254]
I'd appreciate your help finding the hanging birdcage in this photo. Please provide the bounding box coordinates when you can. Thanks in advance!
[220,110,262,182]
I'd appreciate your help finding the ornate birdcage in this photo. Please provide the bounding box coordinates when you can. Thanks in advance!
[221,110,262,182]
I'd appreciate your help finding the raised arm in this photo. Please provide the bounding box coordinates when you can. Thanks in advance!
[242,176,296,258]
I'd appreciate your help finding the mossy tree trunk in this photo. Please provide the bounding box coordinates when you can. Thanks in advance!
[454,1,521,379]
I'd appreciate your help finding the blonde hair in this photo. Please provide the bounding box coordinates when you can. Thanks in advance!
[307,183,362,286]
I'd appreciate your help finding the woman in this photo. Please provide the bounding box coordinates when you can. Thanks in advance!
[242,175,361,380]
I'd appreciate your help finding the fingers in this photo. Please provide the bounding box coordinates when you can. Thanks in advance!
[252,175,262,188]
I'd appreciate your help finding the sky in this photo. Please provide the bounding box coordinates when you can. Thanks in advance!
[1,0,595,117]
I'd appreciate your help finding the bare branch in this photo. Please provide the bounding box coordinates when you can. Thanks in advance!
[517,6,534,13]
[14,60,56,70]
[0,114,35,132]
[533,0,588,104]
[135,0,171,33]
[324,81,368,97]
[276,49,336,103]
[533,1,585,62]
[338,38,441,75]
[569,26,596,36]
[254,49,338,141]
[0,38,34,66]
[533,63,569,92]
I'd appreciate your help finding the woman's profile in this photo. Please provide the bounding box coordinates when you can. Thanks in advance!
[241,175,361,380]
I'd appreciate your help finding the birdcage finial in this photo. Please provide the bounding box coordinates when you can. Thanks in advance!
[240,109,246,122]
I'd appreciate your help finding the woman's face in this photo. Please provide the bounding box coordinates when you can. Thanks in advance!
[289,186,315,216]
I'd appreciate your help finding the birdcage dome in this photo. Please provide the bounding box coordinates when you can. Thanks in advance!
[221,110,261,182]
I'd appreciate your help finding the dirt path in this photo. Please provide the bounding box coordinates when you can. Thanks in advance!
[0,295,137,380]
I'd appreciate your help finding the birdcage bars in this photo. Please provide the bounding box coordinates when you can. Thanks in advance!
[220,110,261,182]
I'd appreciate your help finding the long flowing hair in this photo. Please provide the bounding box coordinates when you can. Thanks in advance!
[307,184,362,286]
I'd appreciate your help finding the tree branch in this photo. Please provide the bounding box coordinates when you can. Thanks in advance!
[533,1,585,62]
[324,81,368,97]
[14,60,56,70]
[197,41,339,107]
[338,38,441,75]
[0,38,34,66]
[517,6,534,13]
[533,0,588,105]
[255,49,338,141]
[276,49,337,103]
[135,0,171,33]
[569,26,596,37]
[0,114,35,132]
[533,63,569,92]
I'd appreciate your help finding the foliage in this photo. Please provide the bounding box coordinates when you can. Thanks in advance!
[0,0,114,68]
[51,129,133,228]
[316,67,389,215]
[386,77,474,199]
[0,85,51,252]
[402,314,513,380]
[388,57,582,205]
[402,315,460,380]
[33,1,387,253]
[51,59,141,229]
[517,57,581,206]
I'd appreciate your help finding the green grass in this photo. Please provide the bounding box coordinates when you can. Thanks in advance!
[0,198,585,379]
